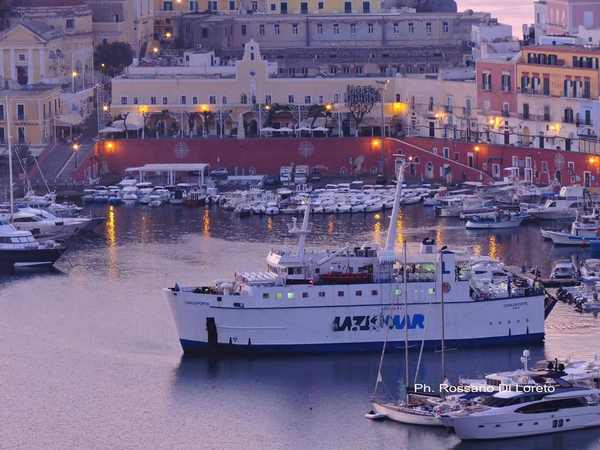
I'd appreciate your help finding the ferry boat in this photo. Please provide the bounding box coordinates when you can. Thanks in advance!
[163,157,555,354]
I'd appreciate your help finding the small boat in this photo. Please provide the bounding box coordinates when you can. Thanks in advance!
[543,220,600,246]
[580,259,600,283]
[148,194,162,207]
[550,259,578,281]
[370,397,443,427]
[0,219,65,270]
[465,212,526,230]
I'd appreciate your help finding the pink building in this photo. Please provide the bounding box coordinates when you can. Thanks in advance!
[476,58,518,118]
[545,0,600,34]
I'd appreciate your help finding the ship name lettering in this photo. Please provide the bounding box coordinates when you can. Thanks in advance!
[333,314,425,332]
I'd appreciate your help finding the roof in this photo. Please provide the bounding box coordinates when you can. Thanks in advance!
[4,20,63,41]
[523,45,600,55]
[13,0,86,7]
[125,163,210,173]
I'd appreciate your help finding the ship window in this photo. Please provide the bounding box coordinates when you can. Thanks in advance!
[394,288,401,295]
[515,397,586,414]
[302,292,309,298]
[356,290,362,296]
[428,288,435,294]
[287,292,295,299]
[337,291,344,297]
[262,293,269,299]
[276,292,283,300]
[371,289,378,295]
[319,291,325,297]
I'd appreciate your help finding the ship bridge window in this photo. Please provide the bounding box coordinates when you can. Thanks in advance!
[276,292,283,300]
[371,289,378,296]
[319,291,326,297]
[355,290,362,296]
[287,292,295,299]
[262,293,270,299]
[302,292,309,298]
[337,291,344,297]
[402,263,436,282]
[515,397,587,414]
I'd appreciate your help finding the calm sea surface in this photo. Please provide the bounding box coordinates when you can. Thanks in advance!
[2,204,600,450]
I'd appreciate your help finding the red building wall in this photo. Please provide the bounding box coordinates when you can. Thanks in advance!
[76,137,600,187]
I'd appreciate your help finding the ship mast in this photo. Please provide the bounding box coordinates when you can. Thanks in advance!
[384,155,406,252]
[289,201,311,258]
[5,96,13,220]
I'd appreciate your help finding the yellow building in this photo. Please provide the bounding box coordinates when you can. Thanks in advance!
[0,86,63,149]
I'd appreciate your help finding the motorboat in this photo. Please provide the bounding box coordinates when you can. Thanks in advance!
[9,208,88,241]
[581,259,600,283]
[523,186,587,221]
[148,194,162,207]
[0,219,65,270]
[441,387,600,440]
[465,212,526,230]
[550,260,577,280]
[265,202,279,215]
[543,220,600,246]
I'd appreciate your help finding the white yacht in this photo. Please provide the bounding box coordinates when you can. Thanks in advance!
[465,212,526,230]
[523,186,587,220]
[0,220,65,270]
[581,259,600,283]
[164,157,553,354]
[442,387,600,440]
[8,208,89,241]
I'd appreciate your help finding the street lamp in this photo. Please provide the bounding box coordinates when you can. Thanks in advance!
[474,145,480,170]
[152,47,159,55]
[102,104,109,112]
[71,70,78,93]
[165,32,172,39]
[72,143,80,168]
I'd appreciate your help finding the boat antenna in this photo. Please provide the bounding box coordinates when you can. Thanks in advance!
[288,200,311,258]
[384,154,406,252]
[5,95,14,220]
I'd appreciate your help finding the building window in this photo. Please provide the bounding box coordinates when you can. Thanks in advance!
[300,1,308,13]
[162,96,168,105]
[318,1,323,8]
[163,0,173,10]
[362,1,369,13]
[222,96,227,105]
[319,291,325,297]
[501,73,511,92]
[265,94,272,104]
[280,2,287,13]
[133,97,138,105]
[443,21,448,32]
[181,96,186,104]
[229,0,235,9]
[241,24,247,35]
[350,23,356,33]
[292,24,298,34]
[393,22,399,33]
[259,24,265,35]
[274,24,280,34]
[288,95,295,103]
[337,291,344,297]
[317,23,323,34]
[241,94,248,104]
[209,96,216,104]
[585,109,592,126]
[367,23,373,33]
[252,0,258,10]
[522,103,529,120]
[333,23,339,34]
[408,22,414,33]
[304,96,311,104]
[426,22,431,33]
[481,72,492,91]
[0,105,4,121]
[120,96,127,105]
[564,107,574,123]
[544,105,550,121]
[0,127,4,144]
[189,0,198,10]
[150,96,156,105]
[270,3,276,10]
[344,1,351,13]
[66,18,74,29]
[262,293,269,299]
[17,127,25,144]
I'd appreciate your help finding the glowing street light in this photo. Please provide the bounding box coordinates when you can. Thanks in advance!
[102,104,109,112]
[152,47,159,54]
[165,32,172,39]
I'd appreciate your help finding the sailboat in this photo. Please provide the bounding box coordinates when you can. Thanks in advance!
[367,156,447,427]
[0,96,65,270]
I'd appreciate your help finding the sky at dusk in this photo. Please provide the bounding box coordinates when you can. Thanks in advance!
[458,0,534,36]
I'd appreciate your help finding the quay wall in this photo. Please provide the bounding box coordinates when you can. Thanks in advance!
[75,137,600,187]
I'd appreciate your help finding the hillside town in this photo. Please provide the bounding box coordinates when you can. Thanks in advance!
[0,0,598,188]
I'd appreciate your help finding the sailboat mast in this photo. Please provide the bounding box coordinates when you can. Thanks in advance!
[5,96,13,219]
[296,202,310,258]
[440,250,446,384]
[384,158,404,252]
[403,239,409,402]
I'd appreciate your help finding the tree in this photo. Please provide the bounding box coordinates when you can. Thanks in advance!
[345,85,379,136]
[307,104,326,128]
[94,42,134,76]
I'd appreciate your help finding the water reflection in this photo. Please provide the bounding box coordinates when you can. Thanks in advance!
[202,207,210,236]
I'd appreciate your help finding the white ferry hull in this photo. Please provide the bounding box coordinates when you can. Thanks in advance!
[545,230,600,246]
[164,288,549,354]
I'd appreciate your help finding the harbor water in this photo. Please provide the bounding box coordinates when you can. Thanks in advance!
[2,204,600,449]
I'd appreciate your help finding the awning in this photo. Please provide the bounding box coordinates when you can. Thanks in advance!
[99,126,124,133]
[55,112,84,127]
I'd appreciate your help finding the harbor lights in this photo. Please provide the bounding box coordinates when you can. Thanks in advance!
[106,141,114,152]
[152,46,159,55]
[71,70,78,93]
[165,32,172,39]
[589,156,599,174]
[474,145,480,170]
